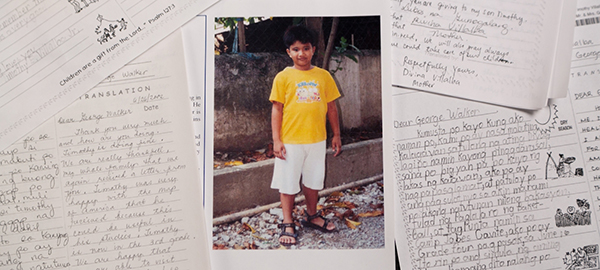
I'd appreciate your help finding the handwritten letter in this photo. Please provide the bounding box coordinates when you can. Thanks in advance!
[0,0,218,151]
[0,31,210,270]
[567,0,600,228]
[392,85,600,269]
[391,0,570,109]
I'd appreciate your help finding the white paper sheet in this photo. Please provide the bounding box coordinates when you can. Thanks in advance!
[568,0,600,228]
[0,0,218,151]
[202,0,395,269]
[393,88,600,270]
[393,1,600,267]
[391,0,571,110]
[0,30,210,270]
[181,15,208,207]
[546,0,576,99]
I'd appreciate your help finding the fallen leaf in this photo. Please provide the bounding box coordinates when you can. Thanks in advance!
[244,241,257,249]
[244,241,258,250]
[341,209,355,219]
[233,244,244,250]
[224,160,244,166]
[321,208,334,217]
[213,244,228,250]
[252,234,268,241]
[345,218,361,229]
[369,203,384,209]
[325,196,341,203]
[242,223,256,234]
[329,191,344,197]
[331,202,356,209]
[343,201,357,209]
[358,210,384,217]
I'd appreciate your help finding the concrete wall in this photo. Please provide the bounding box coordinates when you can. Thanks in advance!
[214,51,381,153]
[213,138,383,217]
[334,51,382,130]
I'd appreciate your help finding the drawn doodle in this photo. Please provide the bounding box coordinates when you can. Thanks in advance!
[94,15,128,45]
[68,0,99,14]
[556,199,592,227]
[535,103,559,133]
[563,244,599,270]
[546,152,583,179]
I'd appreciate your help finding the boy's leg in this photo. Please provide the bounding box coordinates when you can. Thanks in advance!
[272,143,305,245]
[303,186,335,231]
[280,193,296,244]
[300,140,334,230]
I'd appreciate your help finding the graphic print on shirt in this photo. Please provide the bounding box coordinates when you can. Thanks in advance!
[295,81,321,103]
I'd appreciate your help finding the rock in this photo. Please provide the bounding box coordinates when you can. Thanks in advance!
[318,197,326,205]
[211,180,385,250]
[256,241,270,249]
[269,208,284,220]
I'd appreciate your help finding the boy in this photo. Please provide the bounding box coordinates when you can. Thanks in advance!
[269,25,342,246]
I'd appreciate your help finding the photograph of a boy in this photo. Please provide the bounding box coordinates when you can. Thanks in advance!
[269,25,341,246]
[212,16,384,250]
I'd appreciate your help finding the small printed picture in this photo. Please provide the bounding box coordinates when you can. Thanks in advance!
[555,199,592,227]
[563,244,599,270]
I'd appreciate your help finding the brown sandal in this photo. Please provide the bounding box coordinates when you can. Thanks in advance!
[278,223,298,246]
[301,211,336,232]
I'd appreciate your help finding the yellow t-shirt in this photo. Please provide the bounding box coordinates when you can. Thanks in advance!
[269,67,341,144]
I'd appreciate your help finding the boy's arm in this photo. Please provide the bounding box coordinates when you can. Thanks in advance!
[271,101,286,160]
[327,101,341,157]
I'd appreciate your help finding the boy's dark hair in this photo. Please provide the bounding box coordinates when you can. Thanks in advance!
[283,25,315,48]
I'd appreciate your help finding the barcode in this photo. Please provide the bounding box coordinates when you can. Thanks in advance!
[576,16,600,26]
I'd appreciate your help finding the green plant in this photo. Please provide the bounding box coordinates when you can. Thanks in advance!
[330,36,361,75]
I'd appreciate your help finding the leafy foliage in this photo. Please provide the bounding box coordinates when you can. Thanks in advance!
[329,36,362,75]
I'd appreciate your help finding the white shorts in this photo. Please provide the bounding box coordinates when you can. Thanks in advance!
[271,140,326,195]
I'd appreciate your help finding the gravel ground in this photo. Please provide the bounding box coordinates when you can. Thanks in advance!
[212,180,385,250]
